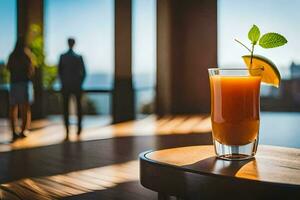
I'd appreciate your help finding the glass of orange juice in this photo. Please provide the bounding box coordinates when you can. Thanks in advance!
[208,68,262,160]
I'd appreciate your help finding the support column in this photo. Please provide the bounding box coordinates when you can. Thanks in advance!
[17,0,43,41]
[17,0,44,119]
[156,0,217,115]
[113,0,135,123]
[156,0,172,115]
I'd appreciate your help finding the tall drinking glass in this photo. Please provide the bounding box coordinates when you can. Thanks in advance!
[208,68,262,160]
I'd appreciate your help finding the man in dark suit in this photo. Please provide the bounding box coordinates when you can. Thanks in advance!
[58,38,86,140]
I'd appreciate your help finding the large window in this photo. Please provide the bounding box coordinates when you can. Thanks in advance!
[45,0,114,90]
[45,0,114,115]
[132,0,157,116]
[0,0,16,65]
[0,0,16,118]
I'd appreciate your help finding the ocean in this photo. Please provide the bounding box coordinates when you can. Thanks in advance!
[52,73,156,115]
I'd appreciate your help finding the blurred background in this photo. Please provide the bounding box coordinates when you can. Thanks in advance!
[0,0,299,124]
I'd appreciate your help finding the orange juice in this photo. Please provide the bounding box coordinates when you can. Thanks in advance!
[210,75,261,145]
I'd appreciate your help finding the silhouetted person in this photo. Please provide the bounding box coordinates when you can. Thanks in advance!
[7,36,34,142]
[58,38,86,140]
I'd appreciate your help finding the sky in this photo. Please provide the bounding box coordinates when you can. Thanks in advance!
[132,0,156,77]
[0,0,16,64]
[45,0,115,75]
[45,0,156,75]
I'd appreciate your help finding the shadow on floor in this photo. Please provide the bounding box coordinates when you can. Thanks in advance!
[0,133,212,199]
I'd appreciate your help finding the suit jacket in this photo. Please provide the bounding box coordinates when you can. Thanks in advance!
[58,50,86,91]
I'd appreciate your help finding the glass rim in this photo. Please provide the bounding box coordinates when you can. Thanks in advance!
[208,67,263,71]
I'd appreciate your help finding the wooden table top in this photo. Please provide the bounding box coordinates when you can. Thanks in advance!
[145,145,300,187]
[140,145,300,199]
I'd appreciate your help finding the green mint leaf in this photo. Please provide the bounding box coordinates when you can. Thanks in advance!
[248,25,260,44]
[259,33,288,48]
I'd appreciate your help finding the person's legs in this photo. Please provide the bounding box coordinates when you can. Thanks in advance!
[20,103,31,137]
[9,105,18,140]
[62,91,70,139]
[75,91,83,135]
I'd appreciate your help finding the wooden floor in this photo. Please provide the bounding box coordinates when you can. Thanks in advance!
[0,115,211,152]
[0,112,299,199]
[0,115,212,200]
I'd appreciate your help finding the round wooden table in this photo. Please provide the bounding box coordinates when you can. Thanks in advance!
[140,145,300,200]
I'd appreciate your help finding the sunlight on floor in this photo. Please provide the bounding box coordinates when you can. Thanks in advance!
[0,115,212,152]
[1,160,139,199]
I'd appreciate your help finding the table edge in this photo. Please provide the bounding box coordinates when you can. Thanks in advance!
[139,145,300,188]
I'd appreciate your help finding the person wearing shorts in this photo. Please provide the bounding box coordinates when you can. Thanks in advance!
[7,37,34,142]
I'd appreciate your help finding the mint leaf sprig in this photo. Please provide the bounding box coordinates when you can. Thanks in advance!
[235,24,288,67]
